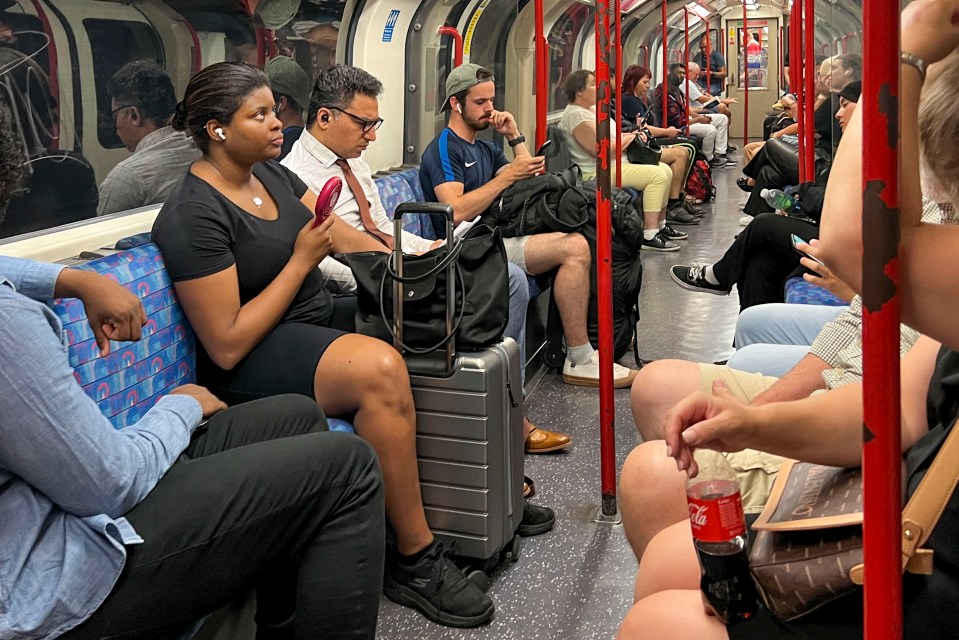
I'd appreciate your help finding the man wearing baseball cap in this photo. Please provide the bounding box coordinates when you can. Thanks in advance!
[265,55,312,160]
[420,64,639,389]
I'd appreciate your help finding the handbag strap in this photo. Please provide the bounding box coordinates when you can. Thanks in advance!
[849,416,959,584]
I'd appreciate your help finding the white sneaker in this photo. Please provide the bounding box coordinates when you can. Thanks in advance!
[562,352,638,389]
[739,215,753,226]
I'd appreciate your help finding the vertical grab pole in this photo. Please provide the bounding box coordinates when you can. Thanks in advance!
[534,0,548,149]
[615,0,623,188]
[802,0,815,181]
[860,0,902,634]
[437,26,464,67]
[594,0,618,522]
[683,9,690,131]
[742,1,749,146]
[791,0,805,182]
[661,0,668,126]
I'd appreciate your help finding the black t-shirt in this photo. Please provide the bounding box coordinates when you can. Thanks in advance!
[152,161,334,328]
[814,93,843,153]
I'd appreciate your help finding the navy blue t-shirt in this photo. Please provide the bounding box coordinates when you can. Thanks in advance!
[419,128,509,201]
[693,50,726,94]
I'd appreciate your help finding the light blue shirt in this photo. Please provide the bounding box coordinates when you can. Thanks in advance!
[0,256,202,639]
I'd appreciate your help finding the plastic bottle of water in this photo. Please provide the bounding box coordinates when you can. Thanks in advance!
[760,188,796,212]
[686,449,759,625]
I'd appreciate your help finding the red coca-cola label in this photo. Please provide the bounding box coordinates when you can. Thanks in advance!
[687,480,746,542]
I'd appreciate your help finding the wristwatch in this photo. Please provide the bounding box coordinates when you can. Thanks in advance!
[901,52,927,83]
[507,134,526,147]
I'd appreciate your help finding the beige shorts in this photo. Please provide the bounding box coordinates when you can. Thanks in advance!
[697,363,788,514]
[501,235,531,273]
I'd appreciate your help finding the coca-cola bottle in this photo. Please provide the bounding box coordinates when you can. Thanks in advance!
[685,449,759,625]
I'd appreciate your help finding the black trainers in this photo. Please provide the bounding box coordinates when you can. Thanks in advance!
[681,200,706,216]
[641,232,680,252]
[669,264,730,295]
[715,154,737,167]
[707,156,726,169]
[518,502,555,537]
[660,224,688,241]
[384,540,495,627]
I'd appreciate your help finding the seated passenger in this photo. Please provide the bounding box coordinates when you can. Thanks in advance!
[419,63,639,388]
[675,63,737,161]
[0,111,384,639]
[621,7,959,635]
[98,61,200,216]
[150,62,494,628]
[655,71,731,169]
[620,64,703,226]
[682,62,739,119]
[738,93,797,173]
[558,69,683,251]
[739,57,861,217]
[280,65,569,470]
[265,55,311,161]
[668,85,860,312]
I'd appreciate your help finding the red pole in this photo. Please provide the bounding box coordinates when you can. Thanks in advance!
[802,0,815,181]
[437,26,464,68]
[532,0,547,148]
[594,0,617,519]
[615,0,622,188]
[860,0,902,633]
[742,3,748,146]
[683,9,690,131]
[661,0,668,124]
[791,0,805,182]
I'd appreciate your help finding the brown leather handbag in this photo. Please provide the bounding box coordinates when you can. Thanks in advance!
[748,422,959,621]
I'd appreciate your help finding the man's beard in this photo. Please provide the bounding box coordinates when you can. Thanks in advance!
[463,112,490,132]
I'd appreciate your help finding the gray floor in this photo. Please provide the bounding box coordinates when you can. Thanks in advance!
[374,156,751,639]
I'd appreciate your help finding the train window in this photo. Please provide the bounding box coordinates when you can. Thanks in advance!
[548,4,591,113]
[83,19,163,149]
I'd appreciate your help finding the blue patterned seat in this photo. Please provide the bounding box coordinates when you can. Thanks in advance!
[783,276,848,307]
[374,173,436,240]
[49,243,197,429]
[398,167,425,202]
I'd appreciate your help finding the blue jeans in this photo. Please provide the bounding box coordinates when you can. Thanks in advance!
[504,262,530,388]
[726,303,848,377]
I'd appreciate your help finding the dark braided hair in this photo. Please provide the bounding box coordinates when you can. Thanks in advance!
[172,62,270,153]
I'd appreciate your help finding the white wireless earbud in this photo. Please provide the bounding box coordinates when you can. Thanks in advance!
[456,103,463,114]
[215,127,226,140]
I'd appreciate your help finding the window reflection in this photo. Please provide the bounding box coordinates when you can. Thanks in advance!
[547,4,591,113]
[0,0,346,240]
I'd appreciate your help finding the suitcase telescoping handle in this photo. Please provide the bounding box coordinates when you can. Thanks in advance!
[392,202,457,369]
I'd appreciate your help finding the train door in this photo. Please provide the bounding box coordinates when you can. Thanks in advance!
[725,17,779,139]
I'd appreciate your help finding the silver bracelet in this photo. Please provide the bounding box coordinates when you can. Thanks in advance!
[901,52,927,83]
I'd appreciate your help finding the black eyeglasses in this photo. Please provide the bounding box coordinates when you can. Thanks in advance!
[326,106,384,133]
[111,104,136,120]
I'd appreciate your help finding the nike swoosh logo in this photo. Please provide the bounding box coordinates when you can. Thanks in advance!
[465,161,477,168]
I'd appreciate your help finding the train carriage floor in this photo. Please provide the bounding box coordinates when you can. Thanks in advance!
[375,157,748,638]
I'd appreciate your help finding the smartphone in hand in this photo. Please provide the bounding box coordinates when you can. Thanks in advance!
[535,140,552,156]
[790,233,825,266]
[313,176,342,228]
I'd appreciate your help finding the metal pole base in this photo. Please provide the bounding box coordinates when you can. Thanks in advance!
[592,495,622,524]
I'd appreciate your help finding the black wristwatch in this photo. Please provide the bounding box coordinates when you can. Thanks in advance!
[507,134,526,147]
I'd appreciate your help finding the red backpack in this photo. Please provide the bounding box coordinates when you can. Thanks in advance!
[685,157,716,204]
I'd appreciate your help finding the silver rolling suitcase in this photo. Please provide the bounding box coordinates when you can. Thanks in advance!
[392,202,524,562]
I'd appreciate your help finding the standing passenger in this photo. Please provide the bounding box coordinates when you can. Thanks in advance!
[151,62,495,628]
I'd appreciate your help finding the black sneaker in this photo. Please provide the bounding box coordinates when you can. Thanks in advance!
[384,540,495,627]
[681,200,706,216]
[669,264,730,295]
[641,232,680,252]
[660,224,688,241]
[714,154,737,167]
[708,156,726,169]
[518,502,555,537]
[665,206,700,226]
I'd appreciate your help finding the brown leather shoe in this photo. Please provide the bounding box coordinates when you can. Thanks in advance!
[525,425,572,454]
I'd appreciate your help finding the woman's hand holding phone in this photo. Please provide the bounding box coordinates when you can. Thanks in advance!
[796,238,856,303]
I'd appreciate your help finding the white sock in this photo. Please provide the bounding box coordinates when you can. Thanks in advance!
[567,342,594,365]
[704,265,720,285]
[658,220,666,230]
[643,228,659,241]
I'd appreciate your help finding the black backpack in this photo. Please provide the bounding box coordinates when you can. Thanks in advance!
[481,167,589,238]
[544,186,644,365]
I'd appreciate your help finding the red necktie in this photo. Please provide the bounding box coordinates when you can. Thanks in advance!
[334,159,394,249]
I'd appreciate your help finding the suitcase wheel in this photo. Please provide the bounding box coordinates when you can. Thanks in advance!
[506,533,521,563]
[465,568,492,593]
